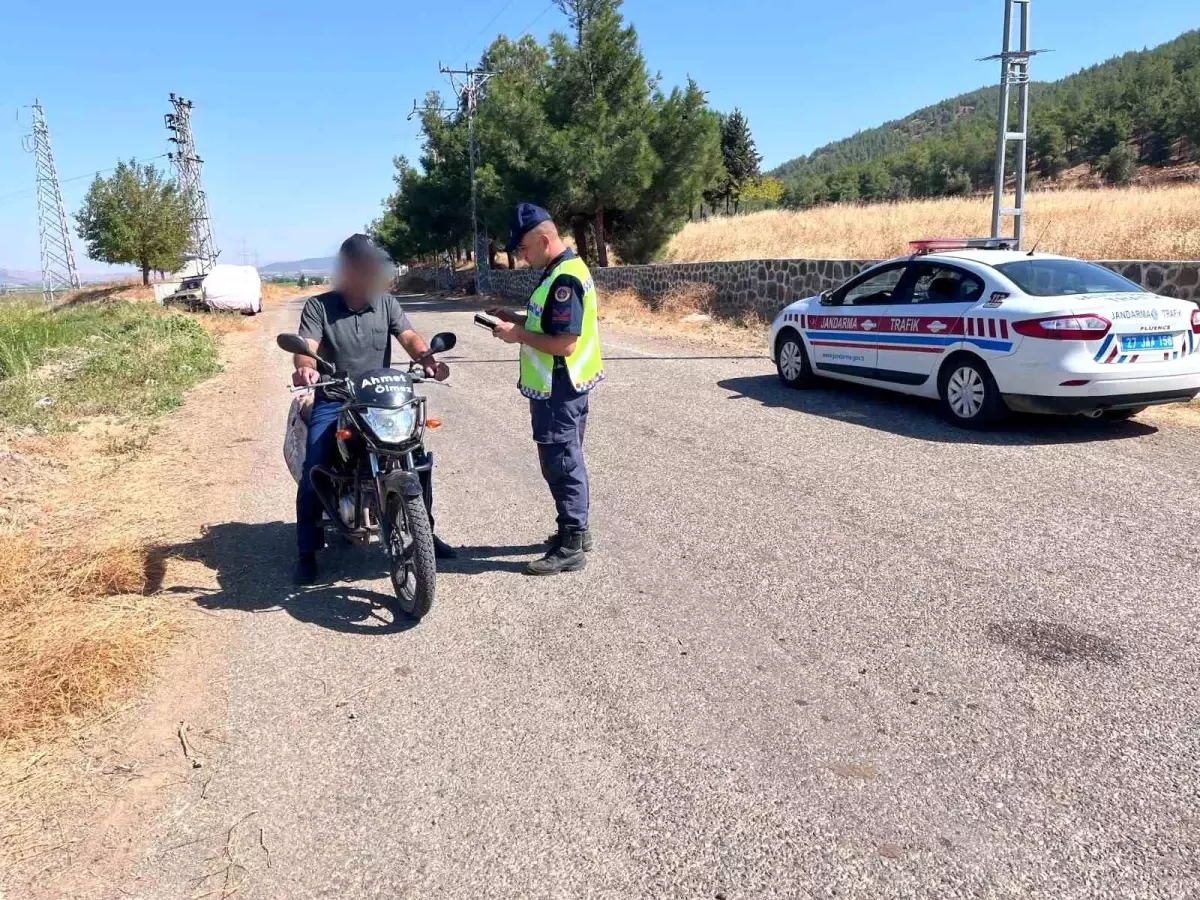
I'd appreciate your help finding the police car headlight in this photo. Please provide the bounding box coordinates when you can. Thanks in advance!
[362,407,417,443]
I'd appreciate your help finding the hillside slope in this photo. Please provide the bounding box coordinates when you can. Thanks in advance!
[770,29,1200,206]
[771,86,1006,185]
[259,256,335,274]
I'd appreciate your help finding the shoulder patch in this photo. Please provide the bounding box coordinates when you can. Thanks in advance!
[554,285,573,303]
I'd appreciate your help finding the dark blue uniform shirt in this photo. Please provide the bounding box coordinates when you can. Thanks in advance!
[537,248,586,338]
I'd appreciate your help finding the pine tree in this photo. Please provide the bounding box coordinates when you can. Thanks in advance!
[719,109,761,213]
[552,0,607,47]
[611,79,722,263]
[1101,143,1137,184]
[546,0,657,266]
[1031,120,1069,178]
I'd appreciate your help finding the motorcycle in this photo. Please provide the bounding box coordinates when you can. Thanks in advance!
[277,331,456,620]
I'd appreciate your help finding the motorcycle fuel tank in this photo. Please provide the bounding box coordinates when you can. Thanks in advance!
[354,369,415,408]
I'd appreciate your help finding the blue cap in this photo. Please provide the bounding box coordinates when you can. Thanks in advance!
[506,202,552,253]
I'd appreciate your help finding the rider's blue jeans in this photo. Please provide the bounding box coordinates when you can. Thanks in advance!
[296,398,342,554]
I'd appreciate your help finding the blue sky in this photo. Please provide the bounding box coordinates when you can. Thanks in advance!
[0,0,1195,271]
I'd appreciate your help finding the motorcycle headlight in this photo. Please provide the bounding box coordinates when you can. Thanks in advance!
[362,406,417,443]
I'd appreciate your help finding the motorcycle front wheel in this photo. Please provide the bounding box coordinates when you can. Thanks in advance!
[385,492,436,620]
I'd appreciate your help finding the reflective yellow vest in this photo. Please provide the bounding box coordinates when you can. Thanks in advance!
[519,255,604,400]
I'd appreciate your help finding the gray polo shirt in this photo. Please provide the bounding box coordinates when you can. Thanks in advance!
[297,291,415,380]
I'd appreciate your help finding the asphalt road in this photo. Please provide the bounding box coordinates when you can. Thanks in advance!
[133,295,1199,899]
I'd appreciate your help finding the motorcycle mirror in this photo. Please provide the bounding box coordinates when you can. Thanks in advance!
[428,332,456,355]
[277,333,336,375]
[276,333,313,356]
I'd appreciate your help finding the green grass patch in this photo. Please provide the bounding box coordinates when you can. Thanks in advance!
[0,301,222,430]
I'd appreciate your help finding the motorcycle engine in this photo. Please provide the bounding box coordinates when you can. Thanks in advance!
[339,495,356,528]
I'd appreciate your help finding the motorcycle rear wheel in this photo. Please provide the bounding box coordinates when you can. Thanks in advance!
[385,492,436,620]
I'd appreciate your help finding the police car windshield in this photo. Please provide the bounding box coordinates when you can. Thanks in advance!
[994,259,1141,297]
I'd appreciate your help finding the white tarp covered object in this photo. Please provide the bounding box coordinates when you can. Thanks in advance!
[202,264,262,313]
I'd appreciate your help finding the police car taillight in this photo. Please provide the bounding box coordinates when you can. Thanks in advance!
[1012,314,1111,341]
[1192,308,1200,334]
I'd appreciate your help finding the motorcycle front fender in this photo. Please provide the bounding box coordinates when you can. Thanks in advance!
[378,468,423,504]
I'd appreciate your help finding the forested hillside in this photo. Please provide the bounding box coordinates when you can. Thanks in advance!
[771,29,1200,208]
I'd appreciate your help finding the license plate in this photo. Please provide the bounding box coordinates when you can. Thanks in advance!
[1120,333,1175,352]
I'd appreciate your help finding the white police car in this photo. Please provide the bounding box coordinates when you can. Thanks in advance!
[770,238,1200,428]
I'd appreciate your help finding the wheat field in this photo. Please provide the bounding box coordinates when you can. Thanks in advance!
[663,184,1200,263]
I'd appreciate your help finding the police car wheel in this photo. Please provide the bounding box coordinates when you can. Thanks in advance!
[775,332,814,388]
[938,357,1005,429]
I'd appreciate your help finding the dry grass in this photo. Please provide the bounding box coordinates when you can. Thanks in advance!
[190,311,257,336]
[58,281,154,307]
[0,534,168,748]
[663,184,1200,263]
[599,283,766,350]
[262,281,323,305]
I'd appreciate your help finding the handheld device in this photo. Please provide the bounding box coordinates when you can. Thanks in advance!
[474,313,499,331]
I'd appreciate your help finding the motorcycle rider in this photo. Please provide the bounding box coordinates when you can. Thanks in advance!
[292,233,453,585]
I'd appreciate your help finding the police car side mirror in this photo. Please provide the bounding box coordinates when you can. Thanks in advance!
[819,290,839,306]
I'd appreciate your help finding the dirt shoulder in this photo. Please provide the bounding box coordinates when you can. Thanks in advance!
[0,305,288,896]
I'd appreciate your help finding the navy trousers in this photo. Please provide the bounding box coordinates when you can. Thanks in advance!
[296,398,435,553]
[529,369,591,532]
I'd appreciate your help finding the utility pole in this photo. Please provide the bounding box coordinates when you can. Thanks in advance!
[411,64,495,295]
[165,93,219,273]
[23,100,80,304]
[982,0,1044,249]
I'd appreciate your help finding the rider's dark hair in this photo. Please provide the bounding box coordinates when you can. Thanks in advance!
[339,233,385,264]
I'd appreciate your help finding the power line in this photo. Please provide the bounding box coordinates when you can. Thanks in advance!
[0,153,170,207]
[456,0,518,60]
[515,2,555,39]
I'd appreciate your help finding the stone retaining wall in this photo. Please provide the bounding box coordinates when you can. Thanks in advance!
[435,258,1200,314]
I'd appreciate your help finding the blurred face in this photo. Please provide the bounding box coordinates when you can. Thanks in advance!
[336,255,388,304]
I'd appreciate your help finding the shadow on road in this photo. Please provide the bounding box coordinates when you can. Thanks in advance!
[718,374,1159,446]
[438,543,546,576]
[148,521,417,635]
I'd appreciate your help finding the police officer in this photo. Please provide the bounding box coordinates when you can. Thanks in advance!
[488,203,604,576]
[292,234,455,585]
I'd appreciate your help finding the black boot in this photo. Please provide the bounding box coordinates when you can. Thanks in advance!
[545,527,594,553]
[432,535,458,560]
[294,551,319,586]
[527,530,587,576]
